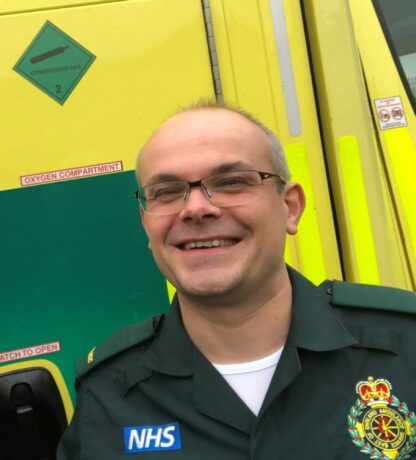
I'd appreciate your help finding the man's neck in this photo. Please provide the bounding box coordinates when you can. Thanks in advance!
[177,270,293,364]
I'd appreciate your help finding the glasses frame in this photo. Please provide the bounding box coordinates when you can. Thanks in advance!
[134,170,287,215]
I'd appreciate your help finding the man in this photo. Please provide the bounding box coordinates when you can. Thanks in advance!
[58,102,416,460]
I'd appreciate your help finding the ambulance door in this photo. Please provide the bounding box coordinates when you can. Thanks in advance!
[207,0,343,285]
[348,0,416,288]
[0,0,214,454]
[303,0,413,289]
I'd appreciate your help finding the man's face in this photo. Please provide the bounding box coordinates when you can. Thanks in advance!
[138,108,304,304]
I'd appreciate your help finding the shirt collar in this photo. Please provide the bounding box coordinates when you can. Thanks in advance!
[140,296,194,376]
[123,267,357,393]
[287,266,357,351]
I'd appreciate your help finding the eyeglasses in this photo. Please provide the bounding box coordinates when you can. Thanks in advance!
[135,170,287,215]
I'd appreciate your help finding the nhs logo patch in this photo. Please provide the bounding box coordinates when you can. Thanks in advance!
[124,422,181,453]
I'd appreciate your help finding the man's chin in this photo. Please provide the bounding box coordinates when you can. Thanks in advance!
[175,277,243,303]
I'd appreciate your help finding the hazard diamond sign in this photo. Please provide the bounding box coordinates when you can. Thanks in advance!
[14,21,95,104]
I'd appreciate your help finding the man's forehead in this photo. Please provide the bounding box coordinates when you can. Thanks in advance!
[138,108,269,171]
[149,108,263,147]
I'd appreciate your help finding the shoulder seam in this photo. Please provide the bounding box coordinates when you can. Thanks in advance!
[330,280,416,314]
[77,315,163,380]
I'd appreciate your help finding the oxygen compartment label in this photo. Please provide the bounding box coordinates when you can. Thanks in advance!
[20,161,123,187]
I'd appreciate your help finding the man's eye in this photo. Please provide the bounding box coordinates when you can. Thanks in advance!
[215,176,249,188]
[151,185,184,200]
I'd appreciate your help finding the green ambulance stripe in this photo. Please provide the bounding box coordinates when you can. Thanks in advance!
[0,171,169,401]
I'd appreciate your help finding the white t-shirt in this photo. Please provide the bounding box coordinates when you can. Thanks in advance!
[212,347,283,416]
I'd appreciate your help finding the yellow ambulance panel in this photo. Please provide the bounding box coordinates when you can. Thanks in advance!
[0,0,214,192]
[303,0,413,289]
[349,0,416,288]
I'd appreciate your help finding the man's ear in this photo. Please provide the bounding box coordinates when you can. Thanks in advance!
[139,207,152,250]
[140,206,148,234]
[284,182,306,235]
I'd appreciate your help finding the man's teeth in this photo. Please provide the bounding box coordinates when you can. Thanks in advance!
[182,239,236,250]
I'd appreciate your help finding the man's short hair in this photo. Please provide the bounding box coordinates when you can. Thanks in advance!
[136,99,291,185]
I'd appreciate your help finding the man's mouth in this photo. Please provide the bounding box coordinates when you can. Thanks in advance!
[178,238,239,250]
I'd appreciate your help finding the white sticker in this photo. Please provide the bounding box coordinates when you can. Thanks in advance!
[0,341,61,363]
[20,160,123,186]
[374,96,407,130]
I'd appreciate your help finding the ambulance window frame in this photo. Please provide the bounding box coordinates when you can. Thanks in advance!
[372,0,416,114]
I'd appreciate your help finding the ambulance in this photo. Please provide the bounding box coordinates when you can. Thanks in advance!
[0,0,415,456]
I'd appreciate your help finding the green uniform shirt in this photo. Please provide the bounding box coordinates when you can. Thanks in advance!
[57,268,416,459]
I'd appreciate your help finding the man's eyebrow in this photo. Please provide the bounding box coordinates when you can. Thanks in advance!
[211,161,254,174]
[144,173,182,186]
[144,161,254,186]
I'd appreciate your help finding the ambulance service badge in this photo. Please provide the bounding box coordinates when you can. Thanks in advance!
[348,377,416,459]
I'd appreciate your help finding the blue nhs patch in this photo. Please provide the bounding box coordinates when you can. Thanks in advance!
[124,422,181,453]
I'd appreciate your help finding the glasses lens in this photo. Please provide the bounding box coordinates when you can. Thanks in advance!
[203,170,262,207]
[141,181,188,214]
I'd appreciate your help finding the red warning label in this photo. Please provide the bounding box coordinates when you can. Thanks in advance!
[375,96,407,130]
[0,341,61,363]
[20,160,123,187]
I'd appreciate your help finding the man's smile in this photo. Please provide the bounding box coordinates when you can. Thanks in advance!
[178,238,240,250]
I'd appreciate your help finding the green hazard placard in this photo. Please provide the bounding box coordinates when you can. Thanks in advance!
[14,21,95,104]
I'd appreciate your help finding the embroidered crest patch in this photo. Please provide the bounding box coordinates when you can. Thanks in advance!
[348,377,416,459]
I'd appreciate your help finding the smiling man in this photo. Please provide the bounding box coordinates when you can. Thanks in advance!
[58,102,416,460]
[136,105,304,366]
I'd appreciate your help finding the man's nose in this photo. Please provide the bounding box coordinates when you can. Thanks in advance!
[178,186,222,221]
